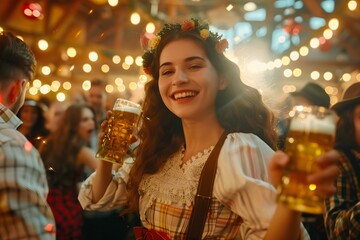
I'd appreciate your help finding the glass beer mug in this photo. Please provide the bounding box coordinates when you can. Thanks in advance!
[96,98,141,165]
[277,105,336,214]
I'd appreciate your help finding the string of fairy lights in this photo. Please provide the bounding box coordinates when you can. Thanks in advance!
[264,16,343,105]
[1,8,153,102]
[266,0,360,105]
[226,0,359,106]
[0,0,358,104]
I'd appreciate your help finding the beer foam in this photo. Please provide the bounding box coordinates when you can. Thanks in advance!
[289,114,335,135]
[113,105,141,115]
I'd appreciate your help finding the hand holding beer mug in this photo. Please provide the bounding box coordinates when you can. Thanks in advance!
[277,105,336,214]
[96,98,141,165]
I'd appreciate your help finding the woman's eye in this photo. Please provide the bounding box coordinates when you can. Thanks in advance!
[189,65,202,69]
[161,70,173,75]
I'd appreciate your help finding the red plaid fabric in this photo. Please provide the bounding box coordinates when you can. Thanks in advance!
[134,227,170,240]
[142,198,243,238]
[47,187,84,240]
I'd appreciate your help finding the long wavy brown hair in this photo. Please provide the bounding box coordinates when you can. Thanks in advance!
[39,103,95,190]
[334,105,359,150]
[127,29,277,212]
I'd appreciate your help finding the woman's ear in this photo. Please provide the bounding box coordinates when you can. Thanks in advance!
[218,76,228,90]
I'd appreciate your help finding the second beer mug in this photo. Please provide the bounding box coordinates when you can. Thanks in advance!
[277,105,336,214]
[96,98,141,165]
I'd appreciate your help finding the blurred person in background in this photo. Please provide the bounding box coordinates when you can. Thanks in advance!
[277,82,330,150]
[38,96,51,109]
[84,79,138,239]
[324,82,360,239]
[17,98,49,149]
[39,103,99,240]
[45,100,69,133]
[71,89,88,105]
[0,31,55,239]
[88,79,108,132]
[290,82,330,108]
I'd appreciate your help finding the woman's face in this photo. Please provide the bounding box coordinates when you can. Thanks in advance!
[47,102,67,132]
[77,107,95,141]
[353,104,360,146]
[158,38,226,121]
[19,105,39,128]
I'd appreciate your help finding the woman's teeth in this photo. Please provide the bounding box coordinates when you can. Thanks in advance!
[173,91,196,100]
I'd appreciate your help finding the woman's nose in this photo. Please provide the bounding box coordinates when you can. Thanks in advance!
[172,70,188,86]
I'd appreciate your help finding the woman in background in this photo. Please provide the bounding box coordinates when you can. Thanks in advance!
[45,100,69,133]
[17,99,49,149]
[40,103,99,240]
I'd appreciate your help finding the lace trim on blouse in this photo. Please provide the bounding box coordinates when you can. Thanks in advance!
[139,146,214,208]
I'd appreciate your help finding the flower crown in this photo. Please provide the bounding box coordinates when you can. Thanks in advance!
[142,18,229,76]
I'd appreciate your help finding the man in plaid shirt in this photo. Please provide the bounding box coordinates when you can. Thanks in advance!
[0,31,55,239]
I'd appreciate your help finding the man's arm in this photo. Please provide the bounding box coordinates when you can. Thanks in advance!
[0,138,55,239]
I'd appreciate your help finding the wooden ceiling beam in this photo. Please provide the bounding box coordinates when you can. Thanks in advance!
[161,0,190,20]
[302,0,326,17]
[264,0,275,39]
[48,0,84,36]
[0,0,21,22]
[112,7,127,50]
[345,21,360,43]
[41,0,51,34]
[339,41,360,61]
[86,13,102,40]
[38,0,86,65]
[85,3,128,45]
[86,18,116,45]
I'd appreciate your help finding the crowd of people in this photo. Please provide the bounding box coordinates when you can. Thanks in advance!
[0,32,132,239]
[0,17,359,239]
[39,103,98,239]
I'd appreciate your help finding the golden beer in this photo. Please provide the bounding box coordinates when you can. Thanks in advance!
[96,99,141,165]
[277,106,336,214]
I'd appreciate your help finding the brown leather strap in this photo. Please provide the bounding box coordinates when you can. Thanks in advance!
[186,132,228,240]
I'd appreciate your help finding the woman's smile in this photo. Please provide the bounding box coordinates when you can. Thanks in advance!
[172,90,198,100]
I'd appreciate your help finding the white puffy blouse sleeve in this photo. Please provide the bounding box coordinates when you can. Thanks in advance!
[78,160,133,211]
[214,133,277,239]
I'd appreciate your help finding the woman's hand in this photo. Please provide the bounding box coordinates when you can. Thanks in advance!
[268,150,340,197]
[98,110,113,149]
[268,151,289,187]
[307,150,340,198]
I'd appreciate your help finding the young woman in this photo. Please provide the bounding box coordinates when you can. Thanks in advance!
[40,103,99,240]
[17,99,49,149]
[79,19,339,239]
[324,82,360,239]
[45,100,69,133]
